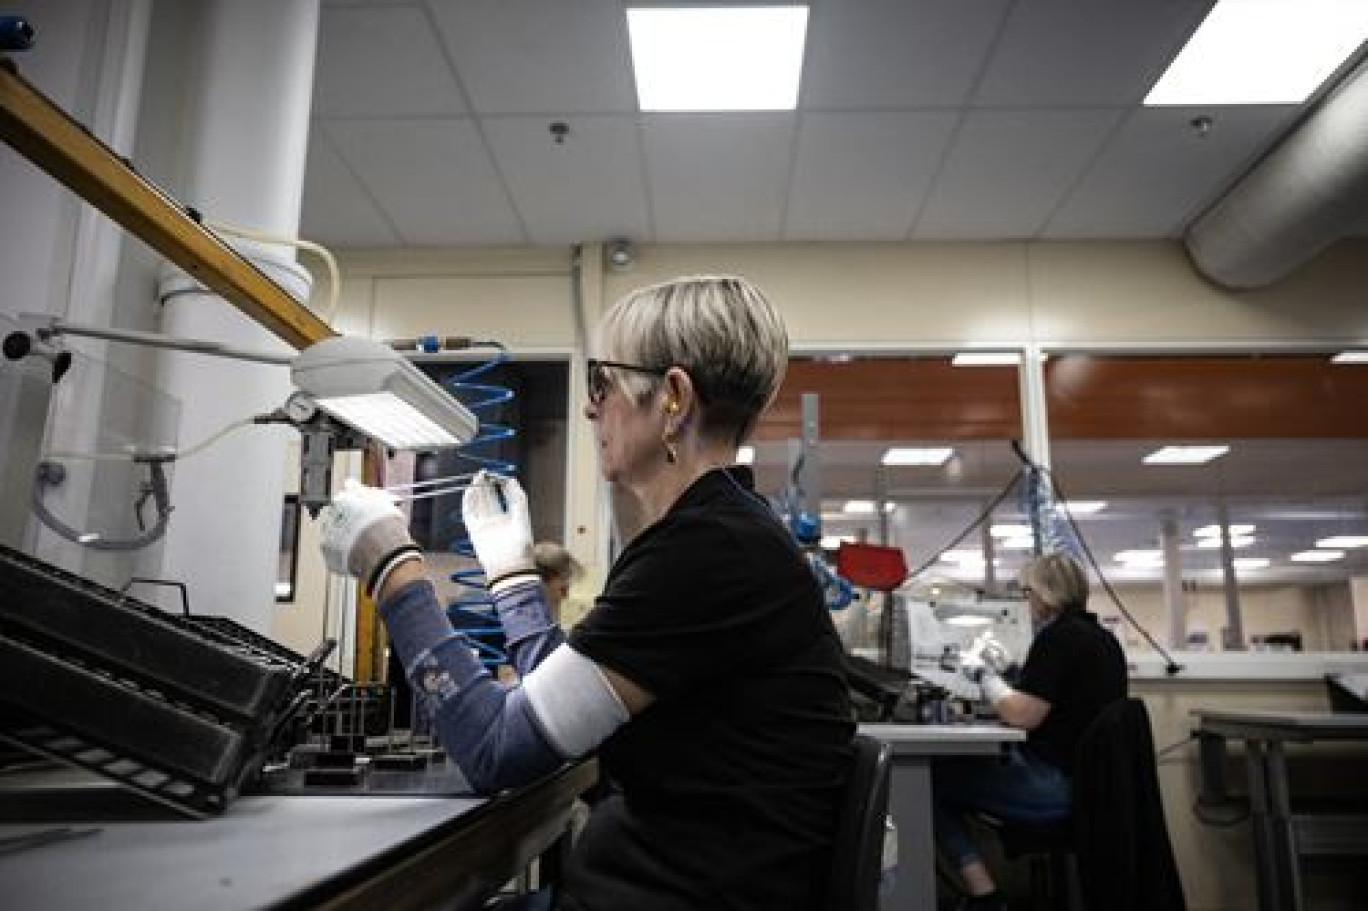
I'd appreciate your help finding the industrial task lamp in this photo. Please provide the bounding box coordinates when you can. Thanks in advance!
[5,320,478,547]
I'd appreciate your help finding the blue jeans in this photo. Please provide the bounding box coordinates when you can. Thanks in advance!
[932,746,1071,867]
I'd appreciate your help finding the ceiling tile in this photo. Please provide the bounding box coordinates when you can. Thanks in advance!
[300,128,400,246]
[785,111,959,240]
[1045,106,1299,239]
[427,0,635,114]
[482,115,650,245]
[327,119,524,244]
[313,6,467,118]
[915,109,1124,238]
[642,114,797,242]
[975,0,1212,106]
[802,0,1012,108]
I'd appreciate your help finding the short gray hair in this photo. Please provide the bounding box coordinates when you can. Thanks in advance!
[532,541,581,582]
[1019,552,1089,613]
[597,275,789,444]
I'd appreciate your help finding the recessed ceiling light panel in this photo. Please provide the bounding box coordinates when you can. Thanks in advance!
[882,446,954,466]
[1142,445,1229,465]
[1145,0,1368,105]
[1291,549,1344,562]
[627,6,810,112]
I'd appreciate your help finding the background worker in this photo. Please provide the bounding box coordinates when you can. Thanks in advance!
[532,540,581,623]
[933,552,1127,911]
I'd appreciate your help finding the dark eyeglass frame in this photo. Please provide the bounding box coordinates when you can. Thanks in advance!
[586,358,669,405]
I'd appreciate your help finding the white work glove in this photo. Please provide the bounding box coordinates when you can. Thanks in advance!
[960,634,1013,704]
[971,632,1012,676]
[461,470,536,593]
[318,479,420,597]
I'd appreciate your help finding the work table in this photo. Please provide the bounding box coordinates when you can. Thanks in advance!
[0,760,597,911]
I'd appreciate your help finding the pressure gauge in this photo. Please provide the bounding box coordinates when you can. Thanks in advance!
[283,392,319,423]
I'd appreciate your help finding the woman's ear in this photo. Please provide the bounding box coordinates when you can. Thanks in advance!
[662,367,696,417]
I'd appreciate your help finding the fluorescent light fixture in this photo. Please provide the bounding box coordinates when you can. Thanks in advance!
[1316,535,1368,548]
[820,534,853,550]
[1291,549,1344,563]
[844,500,876,514]
[882,446,954,466]
[292,337,478,450]
[999,536,1036,551]
[952,352,1020,367]
[627,6,809,111]
[1193,523,1256,538]
[1233,557,1271,570]
[940,549,984,564]
[1331,351,1368,364]
[1145,0,1368,105]
[1114,549,1164,565]
[1142,445,1229,465]
[990,523,1032,538]
[1056,500,1107,515]
[945,615,994,628]
[1196,535,1255,549]
[736,445,755,465]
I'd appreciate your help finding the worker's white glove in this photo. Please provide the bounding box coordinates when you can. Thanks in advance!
[959,651,988,685]
[319,479,420,597]
[970,632,1012,676]
[462,471,536,593]
[960,638,1013,705]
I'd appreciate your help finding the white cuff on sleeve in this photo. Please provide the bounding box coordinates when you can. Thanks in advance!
[982,674,1012,705]
[521,644,629,758]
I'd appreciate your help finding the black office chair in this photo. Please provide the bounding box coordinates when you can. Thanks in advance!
[825,733,892,911]
[1072,697,1186,911]
[979,697,1185,911]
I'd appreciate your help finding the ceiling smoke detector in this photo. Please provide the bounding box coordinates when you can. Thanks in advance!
[606,239,635,271]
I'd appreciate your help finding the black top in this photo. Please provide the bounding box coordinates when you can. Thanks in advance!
[1013,610,1128,774]
[564,467,855,911]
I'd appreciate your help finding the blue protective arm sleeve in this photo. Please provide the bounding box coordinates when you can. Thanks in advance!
[492,577,566,676]
[379,579,565,793]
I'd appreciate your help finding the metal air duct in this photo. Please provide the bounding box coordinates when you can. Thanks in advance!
[1185,56,1368,289]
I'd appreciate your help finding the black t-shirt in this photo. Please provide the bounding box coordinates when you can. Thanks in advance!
[1013,610,1127,773]
[563,467,855,911]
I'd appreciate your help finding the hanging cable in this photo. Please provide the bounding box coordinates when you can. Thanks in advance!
[903,467,1027,583]
[1008,442,1184,676]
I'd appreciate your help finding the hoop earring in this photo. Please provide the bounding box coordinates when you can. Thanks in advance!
[662,430,678,464]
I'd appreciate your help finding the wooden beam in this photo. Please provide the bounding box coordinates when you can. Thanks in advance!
[0,59,333,350]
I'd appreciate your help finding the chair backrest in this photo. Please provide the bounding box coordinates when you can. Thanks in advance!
[825,733,892,911]
[1072,697,1187,911]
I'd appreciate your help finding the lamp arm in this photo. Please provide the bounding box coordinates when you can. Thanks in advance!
[37,318,293,366]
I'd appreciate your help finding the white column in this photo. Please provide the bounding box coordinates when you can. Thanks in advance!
[1017,344,1054,553]
[1160,512,1186,648]
[1215,501,1245,650]
[155,0,320,629]
[1,1,153,582]
[1351,577,1368,651]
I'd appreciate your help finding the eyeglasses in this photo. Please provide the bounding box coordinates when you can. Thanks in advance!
[586,358,667,405]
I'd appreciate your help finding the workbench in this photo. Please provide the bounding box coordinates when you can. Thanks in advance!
[1193,708,1368,911]
[859,722,1025,911]
[0,759,597,910]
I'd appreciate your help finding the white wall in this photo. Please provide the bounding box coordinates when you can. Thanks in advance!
[1106,582,1358,653]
